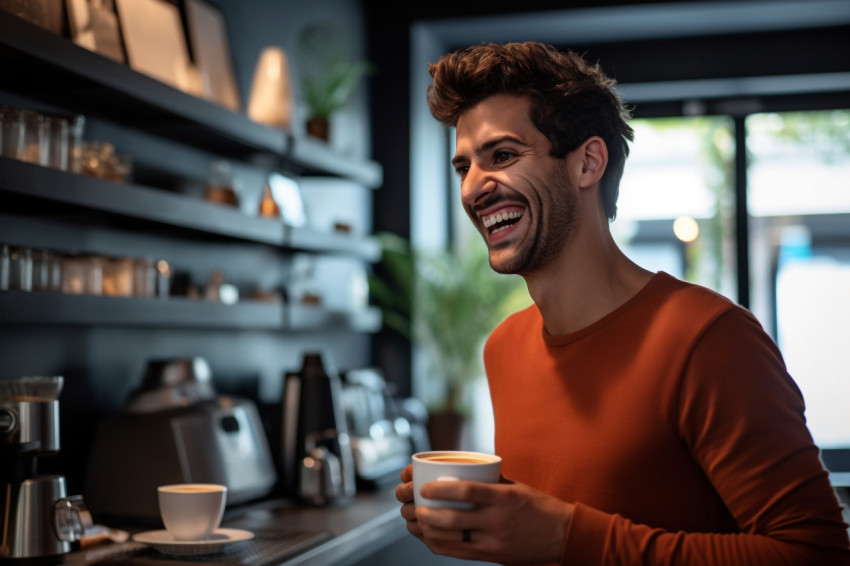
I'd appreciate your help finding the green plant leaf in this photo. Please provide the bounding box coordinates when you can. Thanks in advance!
[368,231,531,408]
[296,21,374,119]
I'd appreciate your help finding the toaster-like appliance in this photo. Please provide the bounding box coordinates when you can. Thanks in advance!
[85,358,277,523]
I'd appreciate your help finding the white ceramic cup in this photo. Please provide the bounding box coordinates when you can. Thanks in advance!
[412,450,501,510]
[157,483,227,541]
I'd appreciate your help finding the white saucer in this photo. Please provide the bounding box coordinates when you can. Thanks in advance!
[132,528,254,555]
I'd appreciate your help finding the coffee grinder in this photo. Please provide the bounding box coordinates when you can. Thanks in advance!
[1,376,91,559]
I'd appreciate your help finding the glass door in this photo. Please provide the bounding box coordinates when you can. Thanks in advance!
[615,116,737,299]
[747,110,850,459]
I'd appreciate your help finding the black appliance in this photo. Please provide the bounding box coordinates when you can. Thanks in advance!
[280,352,356,505]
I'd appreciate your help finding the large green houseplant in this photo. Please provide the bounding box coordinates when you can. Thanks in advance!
[369,232,529,448]
[296,21,374,141]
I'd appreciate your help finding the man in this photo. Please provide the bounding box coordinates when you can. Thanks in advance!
[395,42,850,565]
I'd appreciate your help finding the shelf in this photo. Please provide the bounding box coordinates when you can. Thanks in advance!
[287,225,381,261]
[288,303,382,333]
[0,157,285,244]
[0,11,383,187]
[0,158,381,259]
[0,291,382,332]
[287,134,383,189]
[0,291,282,329]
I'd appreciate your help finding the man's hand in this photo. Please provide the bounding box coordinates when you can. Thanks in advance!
[396,465,425,539]
[395,464,573,565]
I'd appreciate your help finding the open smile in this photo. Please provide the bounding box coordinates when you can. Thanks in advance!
[480,207,525,234]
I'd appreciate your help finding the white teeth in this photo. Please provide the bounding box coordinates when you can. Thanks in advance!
[482,210,523,229]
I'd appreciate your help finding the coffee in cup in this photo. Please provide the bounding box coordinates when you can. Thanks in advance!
[412,451,501,509]
[157,483,227,541]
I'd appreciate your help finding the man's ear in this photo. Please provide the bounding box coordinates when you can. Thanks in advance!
[575,136,608,189]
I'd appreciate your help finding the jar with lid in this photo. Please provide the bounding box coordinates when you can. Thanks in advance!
[22,110,48,166]
[133,257,156,298]
[61,255,102,295]
[9,247,33,291]
[102,257,134,297]
[0,244,10,290]
[0,106,25,160]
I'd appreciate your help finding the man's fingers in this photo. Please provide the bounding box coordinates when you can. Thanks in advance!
[400,501,418,521]
[396,481,414,504]
[419,479,503,505]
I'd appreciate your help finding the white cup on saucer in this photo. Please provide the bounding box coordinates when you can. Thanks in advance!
[157,483,227,541]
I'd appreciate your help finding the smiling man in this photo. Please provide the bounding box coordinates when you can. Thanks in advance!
[394,42,850,565]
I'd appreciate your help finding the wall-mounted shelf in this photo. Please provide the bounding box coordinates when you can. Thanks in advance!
[0,158,380,259]
[287,135,383,189]
[288,303,382,333]
[0,291,281,328]
[287,225,381,261]
[0,11,383,188]
[0,291,382,332]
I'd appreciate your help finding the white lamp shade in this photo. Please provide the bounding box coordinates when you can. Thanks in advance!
[247,47,293,129]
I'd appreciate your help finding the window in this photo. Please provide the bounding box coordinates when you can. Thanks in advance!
[748,110,850,455]
[616,116,737,298]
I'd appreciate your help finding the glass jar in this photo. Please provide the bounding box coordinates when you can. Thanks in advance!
[46,115,69,171]
[67,114,85,173]
[156,259,171,299]
[31,249,52,292]
[133,257,156,297]
[22,110,48,166]
[0,106,26,161]
[0,244,10,290]
[62,255,102,295]
[102,256,134,297]
[9,247,33,291]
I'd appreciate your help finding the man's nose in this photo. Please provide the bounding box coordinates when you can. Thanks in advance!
[461,165,497,207]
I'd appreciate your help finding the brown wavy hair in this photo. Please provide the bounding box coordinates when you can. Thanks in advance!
[427,42,634,219]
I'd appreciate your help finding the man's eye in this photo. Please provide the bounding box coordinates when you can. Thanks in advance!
[494,151,515,163]
[455,165,469,177]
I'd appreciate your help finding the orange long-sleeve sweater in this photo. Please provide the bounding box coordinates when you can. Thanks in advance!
[484,272,850,565]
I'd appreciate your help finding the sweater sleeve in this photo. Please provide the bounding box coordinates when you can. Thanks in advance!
[561,309,850,566]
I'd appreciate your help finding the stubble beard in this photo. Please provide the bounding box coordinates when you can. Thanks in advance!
[483,176,577,277]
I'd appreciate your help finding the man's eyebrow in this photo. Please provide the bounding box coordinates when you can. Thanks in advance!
[452,135,528,167]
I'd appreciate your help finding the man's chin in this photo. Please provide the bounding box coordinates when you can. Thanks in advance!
[487,247,526,275]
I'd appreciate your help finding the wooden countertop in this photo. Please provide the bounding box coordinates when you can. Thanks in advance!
[64,488,408,566]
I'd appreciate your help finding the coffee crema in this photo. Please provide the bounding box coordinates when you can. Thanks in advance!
[165,486,219,492]
[423,456,490,464]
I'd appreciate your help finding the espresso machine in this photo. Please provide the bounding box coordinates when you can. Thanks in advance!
[1,376,92,559]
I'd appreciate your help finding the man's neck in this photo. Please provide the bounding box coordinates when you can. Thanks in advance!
[524,231,653,336]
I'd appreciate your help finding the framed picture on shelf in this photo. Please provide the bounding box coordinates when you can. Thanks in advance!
[66,0,125,63]
[183,0,241,111]
[1,0,63,34]
[114,0,192,91]
[268,173,307,227]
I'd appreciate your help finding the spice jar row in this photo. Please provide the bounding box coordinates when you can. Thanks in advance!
[0,245,171,298]
[1,105,133,183]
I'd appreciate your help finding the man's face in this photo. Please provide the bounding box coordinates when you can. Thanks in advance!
[452,94,576,276]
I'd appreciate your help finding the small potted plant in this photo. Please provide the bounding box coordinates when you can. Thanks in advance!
[296,21,374,141]
[369,232,529,449]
